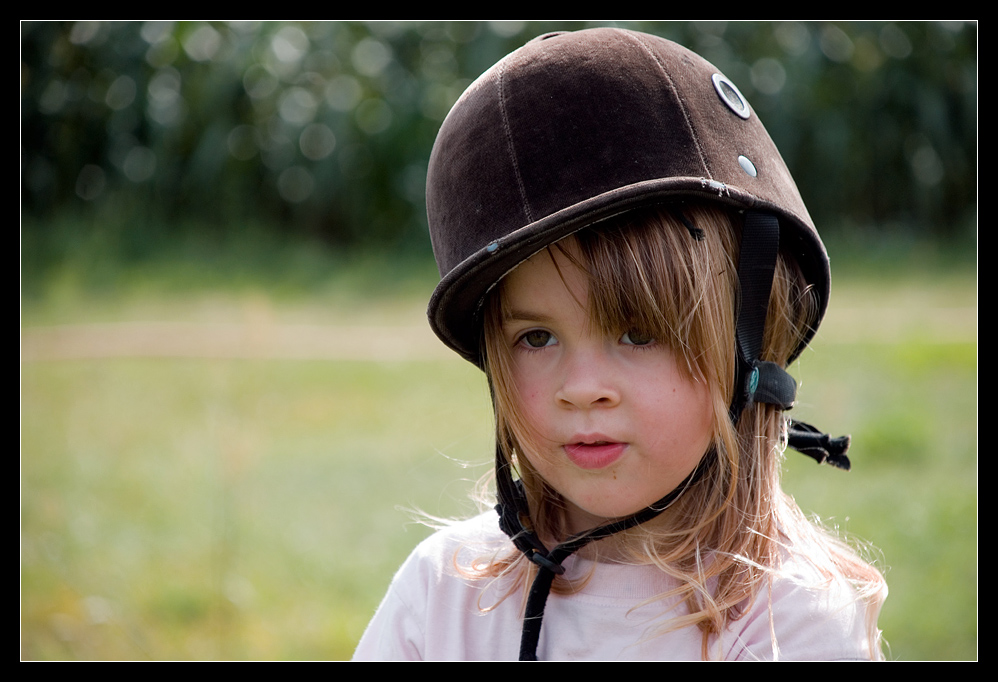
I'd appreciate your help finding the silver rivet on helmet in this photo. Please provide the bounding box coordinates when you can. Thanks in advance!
[486,241,499,253]
[712,73,750,120]
[738,155,758,177]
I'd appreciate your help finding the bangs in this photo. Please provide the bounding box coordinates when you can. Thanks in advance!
[565,205,739,382]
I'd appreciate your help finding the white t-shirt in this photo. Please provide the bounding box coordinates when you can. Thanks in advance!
[353,512,881,661]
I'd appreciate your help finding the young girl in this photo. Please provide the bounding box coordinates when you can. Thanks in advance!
[354,27,886,661]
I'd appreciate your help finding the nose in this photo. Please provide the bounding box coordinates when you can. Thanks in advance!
[555,345,621,409]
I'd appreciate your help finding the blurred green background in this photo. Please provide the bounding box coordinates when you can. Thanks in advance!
[21,21,976,660]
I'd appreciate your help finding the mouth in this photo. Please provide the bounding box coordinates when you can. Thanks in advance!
[563,438,627,470]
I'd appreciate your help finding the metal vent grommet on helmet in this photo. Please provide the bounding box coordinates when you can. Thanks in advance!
[712,72,752,119]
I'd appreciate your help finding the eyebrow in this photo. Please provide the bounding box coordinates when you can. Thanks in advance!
[503,309,555,325]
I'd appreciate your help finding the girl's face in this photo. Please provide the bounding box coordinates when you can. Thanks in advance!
[500,239,714,534]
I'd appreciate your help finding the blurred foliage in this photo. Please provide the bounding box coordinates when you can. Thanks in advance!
[21,21,977,256]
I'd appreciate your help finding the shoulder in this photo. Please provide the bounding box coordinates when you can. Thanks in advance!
[408,511,509,566]
[353,512,521,661]
[722,546,884,661]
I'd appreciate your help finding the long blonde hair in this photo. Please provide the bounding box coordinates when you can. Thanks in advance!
[475,204,886,659]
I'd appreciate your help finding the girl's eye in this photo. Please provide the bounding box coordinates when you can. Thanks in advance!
[520,330,556,348]
[621,329,655,346]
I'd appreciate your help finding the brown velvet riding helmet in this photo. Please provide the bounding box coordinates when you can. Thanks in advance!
[426,27,830,367]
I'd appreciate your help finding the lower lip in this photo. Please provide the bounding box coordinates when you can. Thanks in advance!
[563,442,627,470]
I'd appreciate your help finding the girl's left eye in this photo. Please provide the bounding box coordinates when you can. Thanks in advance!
[621,329,655,346]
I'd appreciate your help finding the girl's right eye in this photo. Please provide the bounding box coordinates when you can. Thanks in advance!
[519,330,556,348]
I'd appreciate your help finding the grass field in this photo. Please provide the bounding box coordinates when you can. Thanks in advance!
[21,242,977,660]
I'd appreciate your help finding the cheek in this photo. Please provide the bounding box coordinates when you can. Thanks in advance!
[683,386,715,449]
[647,378,714,442]
[509,370,554,449]
[514,379,546,414]
[511,362,545,401]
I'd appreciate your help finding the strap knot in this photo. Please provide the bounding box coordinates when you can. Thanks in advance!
[787,419,852,471]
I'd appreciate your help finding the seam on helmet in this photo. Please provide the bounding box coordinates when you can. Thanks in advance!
[624,30,713,181]
[496,60,534,225]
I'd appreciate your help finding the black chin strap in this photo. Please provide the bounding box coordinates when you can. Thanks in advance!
[494,451,701,660]
[728,211,797,421]
[492,210,850,660]
[729,212,851,471]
